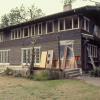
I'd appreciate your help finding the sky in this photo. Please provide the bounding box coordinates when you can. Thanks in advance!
[0,0,100,18]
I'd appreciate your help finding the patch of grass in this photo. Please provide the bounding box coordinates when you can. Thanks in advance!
[0,76,100,100]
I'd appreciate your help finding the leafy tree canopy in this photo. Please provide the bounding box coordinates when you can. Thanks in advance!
[0,4,45,28]
[64,0,76,5]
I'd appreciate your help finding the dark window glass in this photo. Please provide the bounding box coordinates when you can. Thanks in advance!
[24,28,28,37]
[32,25,35,36]
[15,30,17,38]
[38,24,42,35]
[73,17,78,28]
[47,21,53,33]
[59,19,64,30]
[65,17,72,29]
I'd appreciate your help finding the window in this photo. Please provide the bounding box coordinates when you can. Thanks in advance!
[81,17,89,32]
[22,47,40,65]
[47,21,54,33]
[23,27,29,37]
[0,50,9,64]
[0,32,3,42]
[59,19,64,31]
[88,44,97,58]
[65,17,72,29]
[22,48,32,64]
[38,23,42,35]
[31,25,35,36]
[34,47,40,63]
[11,29,21,40]
[73,17,78,28]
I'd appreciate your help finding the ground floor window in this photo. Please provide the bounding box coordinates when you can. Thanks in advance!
[0,50,9,64]
[21,47,40,65]
[88,44,97,58]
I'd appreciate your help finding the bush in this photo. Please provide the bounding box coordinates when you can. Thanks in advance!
[4,68,13,75]
[33,70,49,81]
[89,67,100,77]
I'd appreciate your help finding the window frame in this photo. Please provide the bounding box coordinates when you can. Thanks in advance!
[46,20,54,34]
[0,49,10,65]
[23,26,29,38]
[21,47,41,65]
[38,23,42,35]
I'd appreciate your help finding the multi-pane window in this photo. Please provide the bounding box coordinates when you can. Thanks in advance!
[81,17,89,32]
[0,50,9,64]
[11,29,21,40]
[22,48,32,64]
[65,17,72,29]
[22,47,40,64]
[59,16,79,31]
[47,21,54,33]
[88,44,97,58]
[23,27,29,37]
[34,47,40,63]
[38,23,42,35]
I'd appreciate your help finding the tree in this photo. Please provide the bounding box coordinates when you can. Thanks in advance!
[0,4,45,28]
[64,0,76,5]
[1,14,9,28]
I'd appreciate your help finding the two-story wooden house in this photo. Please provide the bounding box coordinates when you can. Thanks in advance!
[0,6,100,72]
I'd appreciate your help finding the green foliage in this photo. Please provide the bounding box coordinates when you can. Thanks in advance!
[0,4,45,28]
[64,0,76,5]
[33,70,49,81]
[4,67,13,75]
[89,67,100,77]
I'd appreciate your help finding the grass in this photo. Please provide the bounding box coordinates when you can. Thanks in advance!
[0,76,100,100]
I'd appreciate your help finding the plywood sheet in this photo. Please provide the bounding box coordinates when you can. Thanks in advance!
[46,50,54,68]
[40,51,47,68]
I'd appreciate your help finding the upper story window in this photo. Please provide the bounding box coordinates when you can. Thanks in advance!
[46,21,54,33]
[0,32,3,42]
[23,27,29,37]
[31,25,35,36]
[65,17,72,29]
[11,29,21,40]
[59,19,64,31]
[73,16,78,28]
[58,16,79,31]
[81,17,89,32]
[38,23,42,35]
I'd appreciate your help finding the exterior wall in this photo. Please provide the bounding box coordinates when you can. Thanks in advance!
[0,29,81,68]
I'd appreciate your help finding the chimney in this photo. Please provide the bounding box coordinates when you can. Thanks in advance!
[63,4,72,11]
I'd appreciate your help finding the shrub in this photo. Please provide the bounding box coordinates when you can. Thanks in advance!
[4,68,13,75]
[33,70,49,81]
[89,67,100,77]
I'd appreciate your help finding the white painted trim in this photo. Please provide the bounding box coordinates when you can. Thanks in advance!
[31,24,36,36]
[21,47,41,65]
[23,26,30,38]
[46,20,54,34]
[38,23,42,35]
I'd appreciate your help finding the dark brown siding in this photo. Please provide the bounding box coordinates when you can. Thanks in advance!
[0,29,81,66]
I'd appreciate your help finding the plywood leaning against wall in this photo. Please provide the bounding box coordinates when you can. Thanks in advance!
[40,51,47,68]
[46,50,54,69]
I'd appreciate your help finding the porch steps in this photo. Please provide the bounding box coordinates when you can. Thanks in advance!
[64,68,82,78]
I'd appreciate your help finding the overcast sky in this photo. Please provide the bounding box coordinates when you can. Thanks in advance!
[0,0,99,17]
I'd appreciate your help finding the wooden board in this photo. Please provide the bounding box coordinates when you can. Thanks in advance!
[46,50,54,68]
[40,51,47,68]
